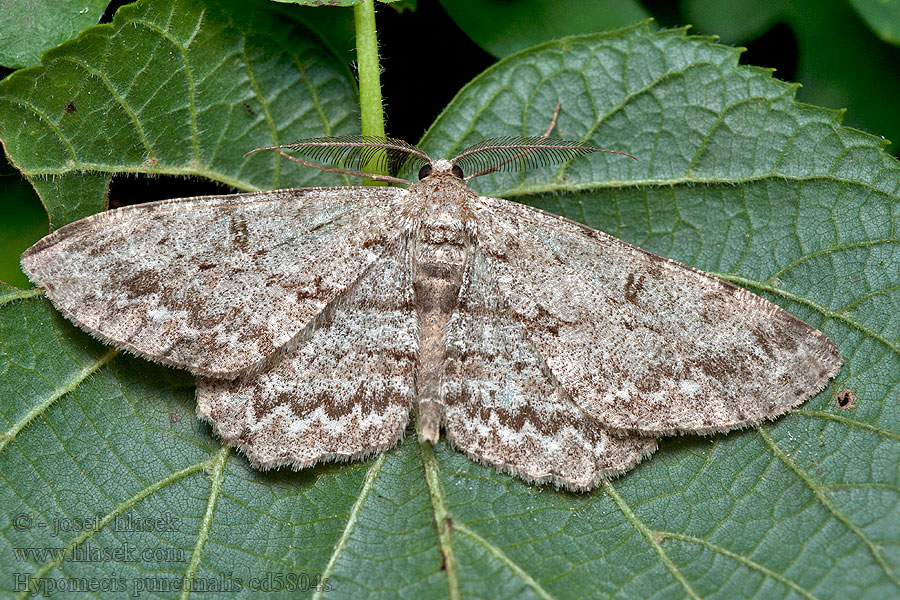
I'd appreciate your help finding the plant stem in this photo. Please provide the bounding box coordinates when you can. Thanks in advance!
[353,0,387,184]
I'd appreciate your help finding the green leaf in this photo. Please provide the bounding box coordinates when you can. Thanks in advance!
[439,0,650,58]
[0,0,107,68]
[684,0,900,155]
[0,0,361,229]
[849,0,900,46]
[2,12,899,600]
[421,28,899,593]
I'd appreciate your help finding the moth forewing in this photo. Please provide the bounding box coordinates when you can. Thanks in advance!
[20,187,412,379]
[467,195,842,438]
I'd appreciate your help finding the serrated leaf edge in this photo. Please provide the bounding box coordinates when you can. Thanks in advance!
[1,0,347,194]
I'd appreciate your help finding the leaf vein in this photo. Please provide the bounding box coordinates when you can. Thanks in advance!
[602,480,701,600]
[16,457,210,600]
[713,273,899,357]
[0,347,118,454]
[758,427,900,588]
[129,19,202,164]
[312,452,386,600]
[240,47,281,188]
[661,531,821,600]
[453,520,557,600]
[826,482,900,493]
[767,239,900,283]
[420,441,460,600]
[792,409,900,442]
[497,173,899,200]
[0,287,43,306]
[0,99,79,164]
[57,55,155,159]
[179,445,230,600]
[554,61,725,181]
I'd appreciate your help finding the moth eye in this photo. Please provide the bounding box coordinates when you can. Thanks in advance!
[451,164,464,178]
[418,164,433,180]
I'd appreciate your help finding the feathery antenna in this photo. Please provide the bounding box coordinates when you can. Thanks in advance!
[244,136,432,185]
[453,104,636,180]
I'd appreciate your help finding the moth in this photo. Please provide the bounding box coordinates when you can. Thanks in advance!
[21,131,842,491]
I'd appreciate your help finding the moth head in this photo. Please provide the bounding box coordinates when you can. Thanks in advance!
[244,135,635,186]
[418,159,465,181]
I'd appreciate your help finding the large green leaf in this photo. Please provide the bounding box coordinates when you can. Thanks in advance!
[1,7,898,600]
[0,0,360,229]
[684,0,900,155]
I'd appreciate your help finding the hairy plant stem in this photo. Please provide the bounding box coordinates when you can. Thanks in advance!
[353,0,387,184]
